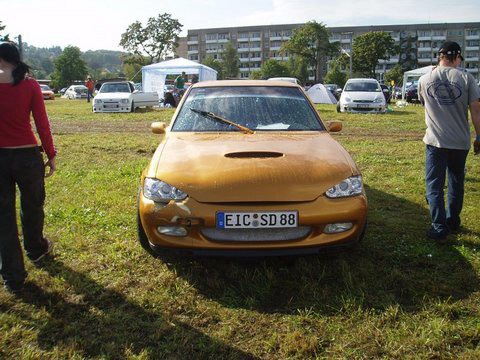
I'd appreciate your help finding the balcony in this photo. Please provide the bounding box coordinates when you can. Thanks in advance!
[418,36,432,41]
[206,49,218,54]
[432,35,446,41]
[239,58,250,62]
[250,57,262,61]
[205,39,217,44]
[466,68,479,73]
[187,40,198,45]
[341,38,352,44]
[465,56,479,62]
[237,48,250,52]
[466,35,480,40]
[187,50,199,54]
[250,47,261,52]
[270,36,282,41]
[218,38,230,43]
[250,37,261,41]
[237,37,249,42]
[270,46,281,51]
[418,57,435,64]
[239,68,250,72]
[417,47,432,52]
[466,46,480,51]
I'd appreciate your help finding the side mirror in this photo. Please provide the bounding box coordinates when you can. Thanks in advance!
[325,120,342,132]
[151,121,167,134]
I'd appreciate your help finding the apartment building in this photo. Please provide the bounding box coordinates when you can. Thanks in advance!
[177,22,480,81]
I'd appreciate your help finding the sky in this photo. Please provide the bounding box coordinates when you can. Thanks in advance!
[1,0,479,51]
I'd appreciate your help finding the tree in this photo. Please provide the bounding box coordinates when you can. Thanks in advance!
[220,42,240,79]
[0,20,9,41]
[350,32,399,78]
[324,59,348,88]
[384,64,404,86]
[120,13,182,64]
[259,59,290,78]
[282,21,339,83]
[287,55,309,84]
[121,54,149,83]
[202,56,224,80]
[50,46,88,89]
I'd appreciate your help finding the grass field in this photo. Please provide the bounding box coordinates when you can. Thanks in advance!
[1,98,480,359]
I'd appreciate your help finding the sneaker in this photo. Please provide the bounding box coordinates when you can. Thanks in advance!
[4,281,24,294]
[30,239,54,263]
[426,229,448,243]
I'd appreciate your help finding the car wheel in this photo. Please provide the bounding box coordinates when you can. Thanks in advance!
[131,101,135,113]
[137,208,160,258]
[336,102,341,113]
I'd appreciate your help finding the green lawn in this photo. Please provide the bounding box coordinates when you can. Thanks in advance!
[1,98,480,359]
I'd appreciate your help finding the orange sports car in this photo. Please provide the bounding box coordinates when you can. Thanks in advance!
[138,80,367,256]
[40,84,55,100]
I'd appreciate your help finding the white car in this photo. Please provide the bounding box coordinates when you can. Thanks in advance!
[93,81,159,113]
[337,78,386,113]
[64,85,88,99]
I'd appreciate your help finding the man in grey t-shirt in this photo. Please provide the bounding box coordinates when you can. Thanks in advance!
[418,41,480,242]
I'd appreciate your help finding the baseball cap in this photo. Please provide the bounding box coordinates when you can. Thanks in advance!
[438,41,464,60]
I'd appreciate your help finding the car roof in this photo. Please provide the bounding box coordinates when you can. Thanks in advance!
[346,78,379,83]
[191,80,299,88]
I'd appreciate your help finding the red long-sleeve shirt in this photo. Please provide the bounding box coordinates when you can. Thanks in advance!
[0,78,56,159]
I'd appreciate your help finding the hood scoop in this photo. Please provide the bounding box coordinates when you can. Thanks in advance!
[224,151,284,159]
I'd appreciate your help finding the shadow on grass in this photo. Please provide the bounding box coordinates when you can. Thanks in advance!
[161,186,479,315]
[16,260,257,360]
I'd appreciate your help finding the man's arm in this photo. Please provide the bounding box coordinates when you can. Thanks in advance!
[470,100,480,155]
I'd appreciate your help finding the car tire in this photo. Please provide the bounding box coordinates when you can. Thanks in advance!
[131,101,135,113]
[336,102,341,113]
[137,190,160,257]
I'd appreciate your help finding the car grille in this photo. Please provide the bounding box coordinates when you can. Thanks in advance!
[200,227,312,242]
[354,100,374,103]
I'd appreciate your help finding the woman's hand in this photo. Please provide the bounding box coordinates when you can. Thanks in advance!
[45,157,56,177]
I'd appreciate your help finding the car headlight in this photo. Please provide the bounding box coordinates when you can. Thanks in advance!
[143,178,188,203]
[94,99,103,104]
[374,97,384,103]
[326,176,363,198]
[343,96,352,102]
[121,99,129,104]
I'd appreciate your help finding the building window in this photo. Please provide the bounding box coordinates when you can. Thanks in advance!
[251,32,261,38]
[218,33,230,40]
[188,45,198,51]
[189,54,198,61]
[467,29,479,36]
[206,33,217,41]
[238,32,249,39]
[188,35,198,42]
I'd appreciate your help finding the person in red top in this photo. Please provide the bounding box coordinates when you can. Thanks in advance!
[85,76,94,103]
[0,41,56,293]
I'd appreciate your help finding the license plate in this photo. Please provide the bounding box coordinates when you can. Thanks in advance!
[356,104,370,108]
[216,211,298,229]
[104,104,118,108]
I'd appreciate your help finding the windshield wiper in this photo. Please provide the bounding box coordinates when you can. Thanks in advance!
[190,108,254,134]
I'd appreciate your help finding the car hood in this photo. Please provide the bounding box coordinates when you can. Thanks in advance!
[95,92,131,100]
[343,91,384,102]
[152,132,358,203]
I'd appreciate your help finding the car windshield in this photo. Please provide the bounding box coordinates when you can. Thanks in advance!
[40,85,51,91]
[74,87,87,94]
[344,81,381,92]
[100,83,131,93]
[172,86,323,132]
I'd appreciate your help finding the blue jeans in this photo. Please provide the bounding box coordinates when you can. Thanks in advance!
[0,147,49,287]
[425,145,468,237]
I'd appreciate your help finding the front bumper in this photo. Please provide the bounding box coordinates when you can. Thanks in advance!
[138,189,368,254]
[93,102,132,112]
[340,103,386,113]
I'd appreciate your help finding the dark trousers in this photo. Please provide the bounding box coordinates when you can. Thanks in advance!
[0,147,48,286]
[425,145,469,236]
[87,90,94,102]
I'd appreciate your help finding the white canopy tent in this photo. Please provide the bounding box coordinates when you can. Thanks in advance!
[401,65,435,100]
[141,57,217,94]
[306,83,337,104]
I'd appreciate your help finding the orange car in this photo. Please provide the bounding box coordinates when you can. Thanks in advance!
[40,84,55,100]
[138,80,367,256]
